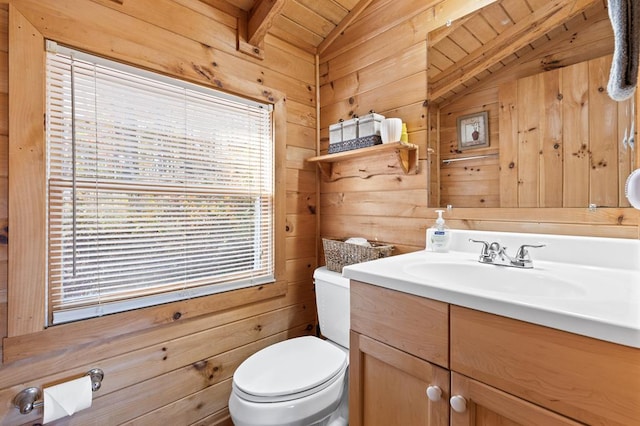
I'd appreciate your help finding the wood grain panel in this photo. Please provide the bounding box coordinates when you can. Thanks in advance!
[539,69,563,207]
[321,214,428,248]
[499,80,518,207]
[321,0,437,62]
[287,122,316,150]
[350,331,450,426]
[1,1,317,424]
[3,319,312,425]
[90,0,239,52]
[7,4,46,337]
[321,71,427,124]
[321,189,430,217]
[286,191,317,215]
[617,99,633,207]
[287,145,317,171]
[517,74,540,207]
[451,306,640,425]
[320,160,428,192]
[286,236,317,259]
[320,8,430,85]
[450,373,582,426]
[188,407,233,426]
[0,284,310,389]
[588,55,619,207]
[562,61,590,207]
[320,41,426,108]
[491,55,629,210]
[351,280,449,368]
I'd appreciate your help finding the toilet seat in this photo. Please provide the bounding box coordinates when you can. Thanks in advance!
[232,336,348,403]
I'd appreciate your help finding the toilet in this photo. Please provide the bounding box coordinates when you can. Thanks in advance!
[228,267,350,426]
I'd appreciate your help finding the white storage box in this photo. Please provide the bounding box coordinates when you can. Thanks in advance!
[329,122,343,144]
[358,112,385,138]
[342,117,359,140]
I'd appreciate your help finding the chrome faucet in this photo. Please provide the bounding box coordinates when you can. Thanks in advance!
[469,239,545,268]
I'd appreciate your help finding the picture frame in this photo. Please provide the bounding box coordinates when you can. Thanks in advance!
[456,111,489,150]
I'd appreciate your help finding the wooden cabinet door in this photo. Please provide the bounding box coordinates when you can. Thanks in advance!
[451,306,640,424]
[450,373,582,426]
[349,331,449,426]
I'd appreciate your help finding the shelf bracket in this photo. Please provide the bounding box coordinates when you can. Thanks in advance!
[317,162,332,179]
[399,145,418,173]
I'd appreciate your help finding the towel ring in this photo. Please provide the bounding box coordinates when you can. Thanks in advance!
[13,368,104,415]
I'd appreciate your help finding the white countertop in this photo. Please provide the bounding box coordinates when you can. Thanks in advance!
[342,230,640,348]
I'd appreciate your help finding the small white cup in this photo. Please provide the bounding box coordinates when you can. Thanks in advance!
[381,118,402,143]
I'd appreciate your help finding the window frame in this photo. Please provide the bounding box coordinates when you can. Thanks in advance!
[45,43,276,325]
[5,6,287,363]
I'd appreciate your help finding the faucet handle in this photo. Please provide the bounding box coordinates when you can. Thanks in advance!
[469,239,493,262]
[469,239,489,255]
[515,244,546,261]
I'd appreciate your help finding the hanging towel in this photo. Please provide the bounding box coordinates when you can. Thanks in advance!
[607,0,640,101]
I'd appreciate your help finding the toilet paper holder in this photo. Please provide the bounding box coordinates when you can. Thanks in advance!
[13,368,104,415]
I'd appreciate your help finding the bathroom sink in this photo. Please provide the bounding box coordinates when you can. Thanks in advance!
[402,260,587,298]
[342,229,640,347]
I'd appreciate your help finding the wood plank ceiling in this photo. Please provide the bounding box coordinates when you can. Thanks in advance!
[204,0,611,104]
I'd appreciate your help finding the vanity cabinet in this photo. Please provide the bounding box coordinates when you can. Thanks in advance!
[350,281,640,425]
[350,280,450,425]
[449,373,581,426]
[451,306,640,425]
[350,331,450,425]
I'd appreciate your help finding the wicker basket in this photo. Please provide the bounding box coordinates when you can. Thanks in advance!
[322,238,394,273]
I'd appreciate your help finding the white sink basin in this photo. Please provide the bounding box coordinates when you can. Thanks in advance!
[402,260,587,298]
[342,229,640,348]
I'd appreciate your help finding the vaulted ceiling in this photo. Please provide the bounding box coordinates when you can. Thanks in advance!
[202,0,366,54]
[204,0,613,104]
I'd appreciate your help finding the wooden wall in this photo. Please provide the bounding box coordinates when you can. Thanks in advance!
[318,0,639,257]
[319,0,432,255]
[439,55,634,209]
[0,0,318,424]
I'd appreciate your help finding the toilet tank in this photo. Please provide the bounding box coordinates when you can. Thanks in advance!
[314,267,350,349]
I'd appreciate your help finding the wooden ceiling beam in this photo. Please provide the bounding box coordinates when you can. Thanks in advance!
[428,0,601,101]
[235,0,286,59]
[247,0,286,46]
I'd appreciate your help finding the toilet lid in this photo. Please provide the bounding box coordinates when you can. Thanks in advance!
[233,336,347,399]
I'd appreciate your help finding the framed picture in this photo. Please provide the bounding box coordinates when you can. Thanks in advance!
[456,111,489,150]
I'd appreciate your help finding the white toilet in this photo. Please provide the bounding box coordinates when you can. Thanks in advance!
[228,267,350,426]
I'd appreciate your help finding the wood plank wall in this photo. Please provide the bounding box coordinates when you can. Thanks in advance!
[319,0,639,257]
[440,55,634,209]
[0,1,318,424]
[319,0,432,255]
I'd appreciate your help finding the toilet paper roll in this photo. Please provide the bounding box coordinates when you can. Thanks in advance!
[43,375,93,424]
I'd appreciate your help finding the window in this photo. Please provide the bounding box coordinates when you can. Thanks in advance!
[45,42,274,325]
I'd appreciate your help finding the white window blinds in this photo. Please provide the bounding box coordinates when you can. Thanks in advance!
[45,42,274,325]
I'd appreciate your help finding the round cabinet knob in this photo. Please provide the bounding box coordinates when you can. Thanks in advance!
[450,395,467,413]
[426,385,442,401]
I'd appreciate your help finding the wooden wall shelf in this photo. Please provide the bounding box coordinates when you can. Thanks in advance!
[307,142,418,179]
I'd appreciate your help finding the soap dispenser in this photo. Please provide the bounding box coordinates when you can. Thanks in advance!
[426,210,451,252]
